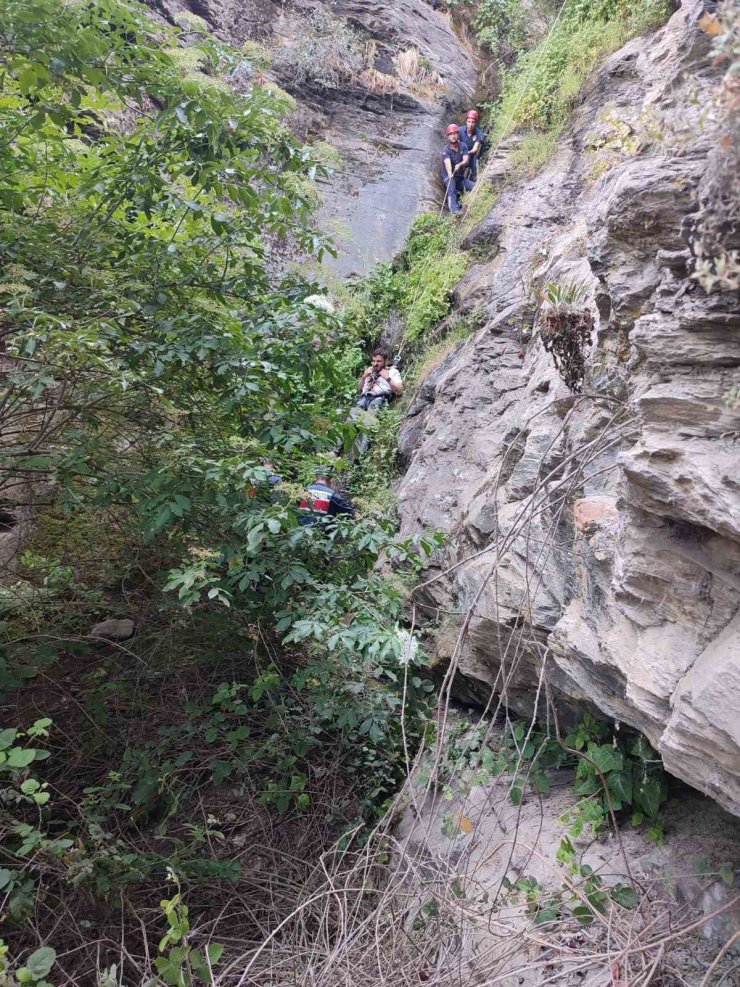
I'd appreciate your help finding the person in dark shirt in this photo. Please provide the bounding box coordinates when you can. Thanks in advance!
[298,470,354,526]
[440,123,473,213]
[459,110,485,182]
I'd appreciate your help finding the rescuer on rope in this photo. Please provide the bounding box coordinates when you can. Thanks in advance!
[357,349,404,411]
[298,468,355,525]
[350,349,404,459]
[440,123,473,213]
[459,110,485,182]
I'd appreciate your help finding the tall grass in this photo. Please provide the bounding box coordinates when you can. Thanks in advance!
[488,0,672,138]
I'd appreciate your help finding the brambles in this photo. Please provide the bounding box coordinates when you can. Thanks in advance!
[538,280,594,392]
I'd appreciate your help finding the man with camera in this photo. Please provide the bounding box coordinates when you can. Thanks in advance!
[356,349,403,411]
[350,349,403,459]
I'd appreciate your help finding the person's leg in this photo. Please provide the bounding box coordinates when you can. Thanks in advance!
[444,176,461,213]
[469,156,478,182]
[351,398,386,460]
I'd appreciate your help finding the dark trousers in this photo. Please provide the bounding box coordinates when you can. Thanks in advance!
[351,393,389,457]
[443,174,475,213]
[356,393,388,413]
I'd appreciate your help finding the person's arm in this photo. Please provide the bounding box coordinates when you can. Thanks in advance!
[387,368,403,395]
[358,367,371,393]
[453,152,470,173]
[331,492,355,517]
[443,149,454,180]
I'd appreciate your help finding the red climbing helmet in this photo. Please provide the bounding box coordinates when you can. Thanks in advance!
[466,109,479,122]
[446,123,460,135]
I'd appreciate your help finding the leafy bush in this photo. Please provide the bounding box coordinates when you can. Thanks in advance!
[562,715,669,838]
[242,39,272,74]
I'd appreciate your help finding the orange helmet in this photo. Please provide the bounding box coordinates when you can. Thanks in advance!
[446,123,460,135]
[466,110,479,122]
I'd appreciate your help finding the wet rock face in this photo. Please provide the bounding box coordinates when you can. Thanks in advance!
[397,1,740,814]
[151,0,476,276]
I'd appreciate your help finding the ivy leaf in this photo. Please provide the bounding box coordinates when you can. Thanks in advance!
[611,883,638,908]
[719,863,735,888]
[24,947,56,980]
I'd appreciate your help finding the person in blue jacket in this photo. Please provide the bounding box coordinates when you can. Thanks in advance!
[459,110,485,182]
[298,469,354,526]
[441,123,473,213]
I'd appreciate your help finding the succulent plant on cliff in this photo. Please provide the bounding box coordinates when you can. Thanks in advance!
[537,280,594,392]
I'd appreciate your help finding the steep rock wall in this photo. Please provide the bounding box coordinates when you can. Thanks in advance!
[397,1,740,814]
[150,0,477,275]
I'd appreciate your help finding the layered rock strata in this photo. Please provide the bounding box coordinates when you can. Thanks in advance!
[397,1,740,814]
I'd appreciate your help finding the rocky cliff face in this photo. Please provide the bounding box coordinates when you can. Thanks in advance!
[150,0,476,276]
[397,1,740,815]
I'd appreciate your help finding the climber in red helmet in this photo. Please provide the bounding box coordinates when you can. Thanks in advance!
[459,109,486,182]
[441,123,473,214]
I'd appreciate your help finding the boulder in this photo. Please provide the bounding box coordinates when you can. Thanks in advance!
[89,618,135,642]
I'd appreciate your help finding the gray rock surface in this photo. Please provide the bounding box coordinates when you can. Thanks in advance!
[90,618,136,641]
[397,2,740,814]
[150,0,477,276]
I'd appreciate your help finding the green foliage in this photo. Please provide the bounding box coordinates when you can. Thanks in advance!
[562,716,669,838]
[241,40,272,74]
[156,878,224,986]
[0,0,441,973]
[487,0,672,136]
[509,128,561,176]
[342,213,468,354]
[473,0,530,55]
[541,279,590,311]
[0,942,57,987]
[312,140,344,172]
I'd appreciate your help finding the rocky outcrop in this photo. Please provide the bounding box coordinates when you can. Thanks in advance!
[397,2,740,814]
[150,0,477,276]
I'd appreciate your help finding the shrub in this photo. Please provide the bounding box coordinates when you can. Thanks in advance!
[403,253,468,341]
[273,10,368,88]
[488,0,672,136]
[312,139,344,171]
[242,39,272,73]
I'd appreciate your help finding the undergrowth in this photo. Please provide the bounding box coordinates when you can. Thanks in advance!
[0,2,441,981]
[487,0,672,138]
